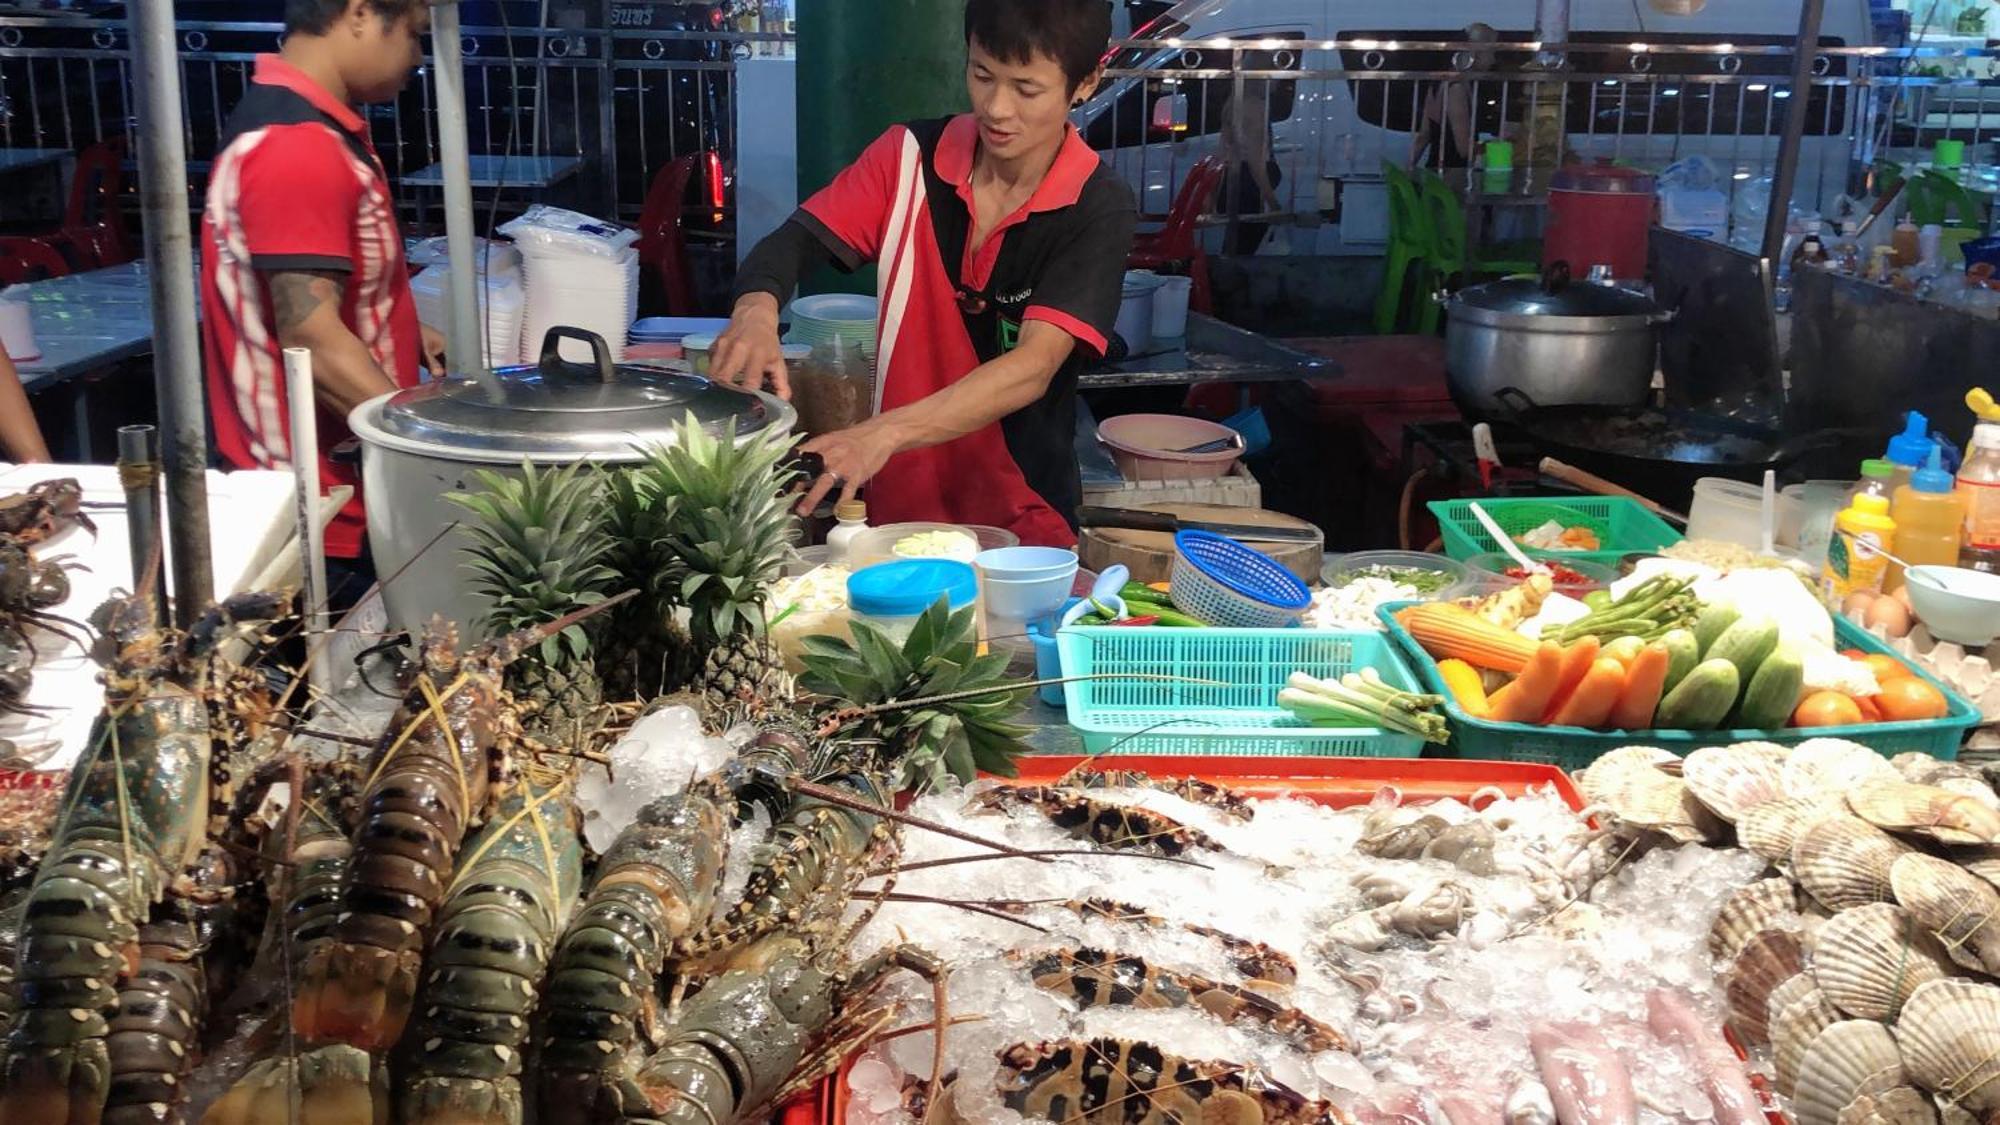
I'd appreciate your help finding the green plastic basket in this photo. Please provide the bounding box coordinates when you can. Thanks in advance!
[1430,497,1682,568]
[1379,602,1977,770]
[1057,626,1430,757]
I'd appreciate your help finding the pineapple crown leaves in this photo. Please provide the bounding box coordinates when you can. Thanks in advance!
[798,597,1032,790]
[443,461,617,664]
[633,415,801,645]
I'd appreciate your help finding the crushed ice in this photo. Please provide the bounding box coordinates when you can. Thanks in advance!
[574,705,735,851]
[839,779,1770,1124]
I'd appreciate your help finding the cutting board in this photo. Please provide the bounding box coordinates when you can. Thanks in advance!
[1078,503,1323,586]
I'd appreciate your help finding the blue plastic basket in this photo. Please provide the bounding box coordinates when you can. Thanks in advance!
[1057,625,1431,756]
[1170,530,1311,628]
[1378,601,1978,769]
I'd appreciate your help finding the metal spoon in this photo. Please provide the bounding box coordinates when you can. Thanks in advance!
[1839,531,1950,591]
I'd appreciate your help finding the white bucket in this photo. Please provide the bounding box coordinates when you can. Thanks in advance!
[1152,275,1193,340]
[1115,270,1165,354]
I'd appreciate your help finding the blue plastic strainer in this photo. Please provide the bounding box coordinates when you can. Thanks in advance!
[1170,530,1311,627]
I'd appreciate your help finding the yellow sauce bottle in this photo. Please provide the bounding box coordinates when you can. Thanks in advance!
[1822,492,1897,603]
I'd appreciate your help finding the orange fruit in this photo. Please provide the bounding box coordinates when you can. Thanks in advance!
[1875,676,1949,722]
[1859,653,1914,686]
[1792,691,1865,728]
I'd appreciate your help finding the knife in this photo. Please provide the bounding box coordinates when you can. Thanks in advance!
[1076,506,1321,544]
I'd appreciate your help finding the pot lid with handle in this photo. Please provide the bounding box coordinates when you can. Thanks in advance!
[373,326,792,459]
[1448,262,1663,328]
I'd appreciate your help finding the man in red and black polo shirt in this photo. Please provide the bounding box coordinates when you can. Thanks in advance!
[716,0,1137,547]
[200,0,440,609]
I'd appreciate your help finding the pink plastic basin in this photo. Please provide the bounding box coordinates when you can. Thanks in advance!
[1096,413,1243,482]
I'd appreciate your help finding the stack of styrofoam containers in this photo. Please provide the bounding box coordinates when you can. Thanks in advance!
[498,205,641,364]
[407,241,527,371]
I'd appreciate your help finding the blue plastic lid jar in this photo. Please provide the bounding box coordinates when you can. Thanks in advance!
[847,559,978,643]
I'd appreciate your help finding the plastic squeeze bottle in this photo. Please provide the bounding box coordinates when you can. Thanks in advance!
[1822,493,1897,603]
[1883,411,1936,494]
[1887,447,1964,592]
[1848,458,1896,505]
[1959,422,2000,573]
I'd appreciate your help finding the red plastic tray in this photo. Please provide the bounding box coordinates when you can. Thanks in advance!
[774,754,1583,1125]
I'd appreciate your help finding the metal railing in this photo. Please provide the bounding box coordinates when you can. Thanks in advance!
[1089,36,2000,248]
[0,14,779,230]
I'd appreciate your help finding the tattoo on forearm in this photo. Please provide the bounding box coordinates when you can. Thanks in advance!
[267,270,347,333]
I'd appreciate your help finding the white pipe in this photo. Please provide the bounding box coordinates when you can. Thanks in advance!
[283,347,331,700]
[430,1,485,376]
[129,0,214,624]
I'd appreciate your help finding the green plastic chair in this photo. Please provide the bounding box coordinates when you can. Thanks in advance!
[1414,169,1541,334]
[1373,162,1434,334]
[1905,169,1989,230]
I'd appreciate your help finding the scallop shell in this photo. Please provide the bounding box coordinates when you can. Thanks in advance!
[1810,903,1953,1022]
[1895,978,2000,1117]
[1793,1020,1907,1125]
[1836,1087,1938,1125]
[1786,739,1897,799]
[1953,846,2000,890]
[1892,752,1954,785]
[1889,852,2000,975]
[1937,775,2000,815]
[1771,980,1841,1100]
[1684,742,1790,822]
[1726,926,1808,1047]
[1596,772,1727,844]
[1848,778,2000,845]
[1709,878,1803,962]
[1794,816,1914,912]
[1576,746,1679,804]
[1740,794,1848,868]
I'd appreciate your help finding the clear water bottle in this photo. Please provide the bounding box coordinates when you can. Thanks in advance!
[1958,423,2000,573]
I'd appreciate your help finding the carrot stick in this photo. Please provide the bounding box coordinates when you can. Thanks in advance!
[1609,642,1670,730]
[1549,658,1629,729]
[1486,641,1564,724]
[1539,637,1603,723]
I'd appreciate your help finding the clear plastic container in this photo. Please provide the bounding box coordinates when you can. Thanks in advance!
[847,522,1017,570]
[1888,448,1963,592]
[1462,553,1619,597]
[1321,550,1471,600]
[847,559,978,645]
[1959,422,2000,573]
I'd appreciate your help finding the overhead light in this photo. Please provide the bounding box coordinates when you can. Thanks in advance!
[1649,0,1709,12]
[1748,83,1769,92]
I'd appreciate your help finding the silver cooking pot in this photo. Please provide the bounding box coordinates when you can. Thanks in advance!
[349,326,795,634]
[1445,266,1670,419]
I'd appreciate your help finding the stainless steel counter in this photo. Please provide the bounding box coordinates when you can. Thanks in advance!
[1082,312,1340,390]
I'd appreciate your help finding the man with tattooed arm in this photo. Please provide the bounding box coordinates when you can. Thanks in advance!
[200,0,443,610]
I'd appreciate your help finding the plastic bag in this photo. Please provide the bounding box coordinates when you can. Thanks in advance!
[405,236,522,281]
[496,204,639,261]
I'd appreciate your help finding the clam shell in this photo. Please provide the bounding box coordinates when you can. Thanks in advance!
[1889,852,2000,975]
[1848,778,2000,845]
[1836,1087,1938,1125]
[1787,739,1896,799]
[1684,742,1790,822]
[1895,978,2000,1117]
[1709,878,1803,962]
[1726,927,1808,1047]
[1794,1020,1907,1125]
[1794,816,1914,912]
[1741,794,1848,868]
[1771,980,1841,1100]
[1811,903,1952,1022]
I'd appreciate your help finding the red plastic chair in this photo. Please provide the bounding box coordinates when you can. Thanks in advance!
[1127,155,1226,313]
[0,236,70,284]
[635,154,701,316]
[49,137,131,269]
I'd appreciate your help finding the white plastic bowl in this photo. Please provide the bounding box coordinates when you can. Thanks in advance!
[1906,565,2000,645]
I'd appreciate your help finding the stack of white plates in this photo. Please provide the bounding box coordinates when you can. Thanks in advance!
[407,266,526,372]
[518,251,639,364]
[785,293,878,368]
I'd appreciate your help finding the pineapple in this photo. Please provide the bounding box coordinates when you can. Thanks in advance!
[642,416,798,711]
[444,461,616,745]
[594,465,680,701]
[799,598,1033,792]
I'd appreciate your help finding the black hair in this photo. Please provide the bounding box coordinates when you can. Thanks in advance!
[284,0,424,37]
[964,0,1113,94]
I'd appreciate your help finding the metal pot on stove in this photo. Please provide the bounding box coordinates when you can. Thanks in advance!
[1444,262,1670,419]
[348,326,795,634]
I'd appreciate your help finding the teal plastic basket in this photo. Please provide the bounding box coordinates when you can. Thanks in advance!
[1056,626,1430,757]
[1430,496,1683,568]
[1379,602,1978,770]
